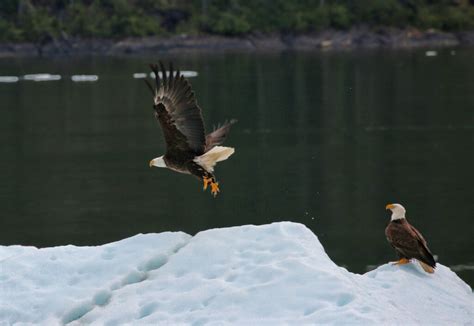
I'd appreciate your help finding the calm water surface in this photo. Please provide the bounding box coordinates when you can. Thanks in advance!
[0,50,473,286]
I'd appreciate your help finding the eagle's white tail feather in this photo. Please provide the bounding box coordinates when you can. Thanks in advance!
[194,146,235,172]
[419,261,435,273]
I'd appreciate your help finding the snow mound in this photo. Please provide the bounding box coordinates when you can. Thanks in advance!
[0,222,472,325]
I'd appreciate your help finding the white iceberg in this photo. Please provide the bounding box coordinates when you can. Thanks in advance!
[133,73,148,79]
[0,222,472,325]
[23,74,61,82]
[0,76,19,83]
[150,70,198,79]
[71,75,99,82]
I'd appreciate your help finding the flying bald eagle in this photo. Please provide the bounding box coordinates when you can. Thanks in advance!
[145,62,236,197]
[385,203,436,273]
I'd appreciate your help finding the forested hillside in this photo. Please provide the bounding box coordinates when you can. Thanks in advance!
[1,0,474,43]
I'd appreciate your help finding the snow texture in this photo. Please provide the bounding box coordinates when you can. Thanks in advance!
[0,222,472,325]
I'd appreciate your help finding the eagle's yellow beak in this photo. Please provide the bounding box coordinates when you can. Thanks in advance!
[149,159,154,167]
[386,203,395,210]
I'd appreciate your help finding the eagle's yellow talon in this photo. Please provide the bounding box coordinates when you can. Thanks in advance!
[202,176,220,197]
[393,258,410,265]
[210,182,220,197]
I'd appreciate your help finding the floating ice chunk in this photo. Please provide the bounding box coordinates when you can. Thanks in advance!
[181,71,198,78]
[71,75,99,82]
[0,76,19,83]
[0,223,472,325]
[150,70,198,79]
[425,50,438,57]
[450,264,474,272]
[133,73,148,79]
[23,74,61,81]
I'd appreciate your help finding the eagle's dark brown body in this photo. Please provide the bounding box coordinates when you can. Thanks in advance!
[385,219,436,269]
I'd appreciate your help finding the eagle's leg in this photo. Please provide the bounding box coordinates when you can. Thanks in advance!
[392,258,410,265]
[203,175,212,190]
[210,179,219,197]
[188,162,220,197]
[203,175,219,197]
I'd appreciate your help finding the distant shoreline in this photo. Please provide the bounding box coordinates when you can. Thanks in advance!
[1,27,474,57]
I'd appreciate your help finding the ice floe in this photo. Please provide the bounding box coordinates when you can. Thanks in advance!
[23,73,61,82]
[0,76,19,83]
[133,73,148,79]
[71,75,99,82]
[0,222,472,325]
[150,70,198,78]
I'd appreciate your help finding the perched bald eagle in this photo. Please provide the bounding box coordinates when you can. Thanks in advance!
[385,203,436,273]
[145,62,236,197]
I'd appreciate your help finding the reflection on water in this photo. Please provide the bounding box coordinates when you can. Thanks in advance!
[0,50,473,286]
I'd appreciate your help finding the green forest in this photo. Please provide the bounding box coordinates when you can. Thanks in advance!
[1,0,474,43]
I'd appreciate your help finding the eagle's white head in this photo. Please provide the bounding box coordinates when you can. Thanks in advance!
[386,203,406,221]
[149,156,166,168]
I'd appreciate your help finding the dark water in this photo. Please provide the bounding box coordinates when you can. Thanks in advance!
[1,50,473,286]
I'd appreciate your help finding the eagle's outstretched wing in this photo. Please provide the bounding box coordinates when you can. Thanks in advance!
[205,119,237,152]
[146,62,206,156]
